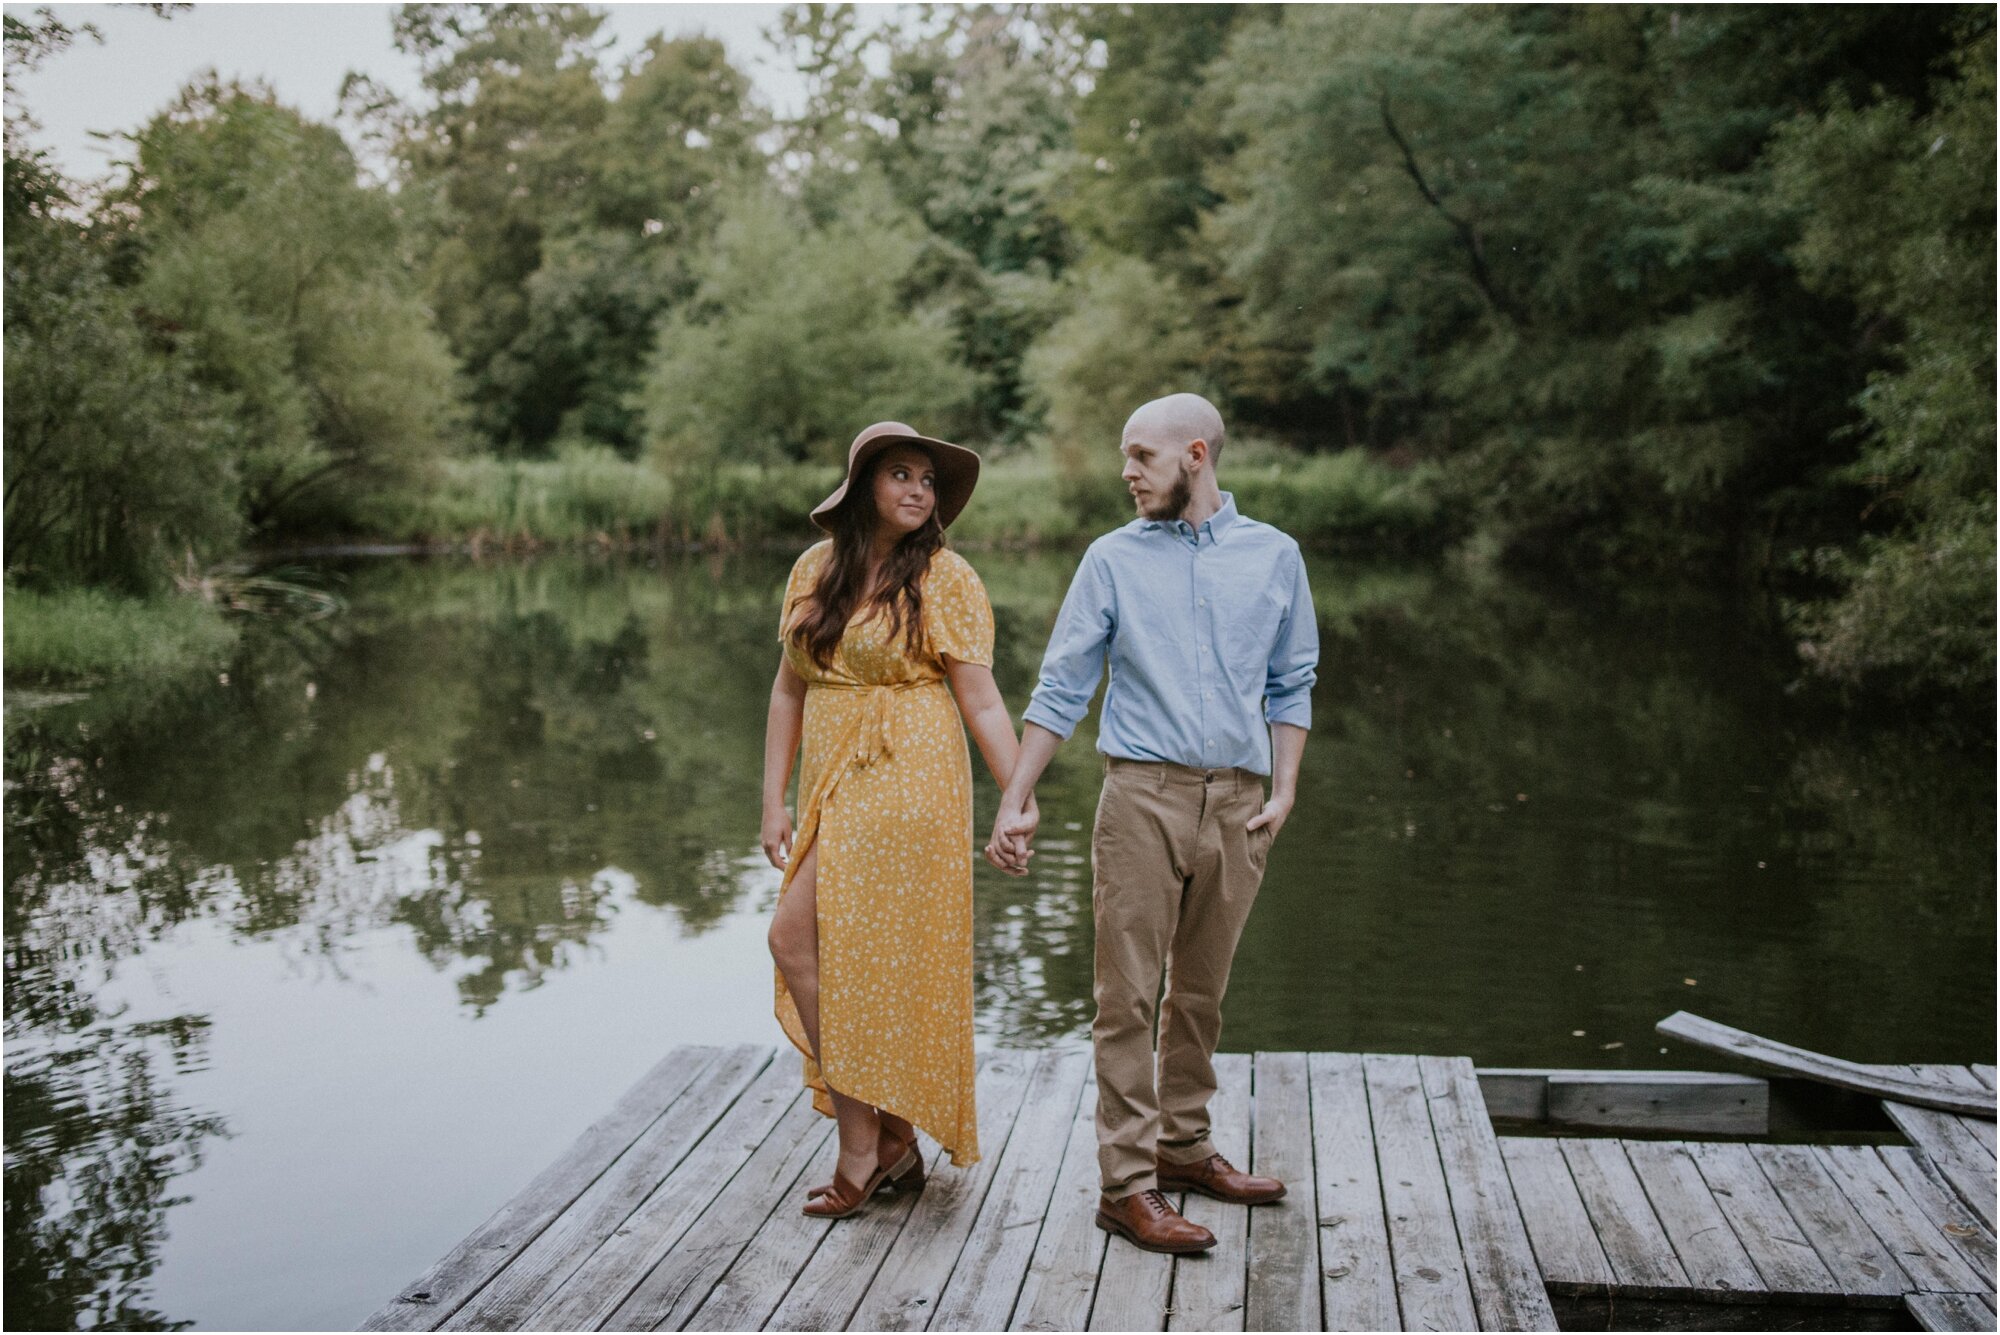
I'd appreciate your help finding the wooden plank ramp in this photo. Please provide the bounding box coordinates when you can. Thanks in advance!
[361,1046,1559,1331]
[1656,1012,1996,1117]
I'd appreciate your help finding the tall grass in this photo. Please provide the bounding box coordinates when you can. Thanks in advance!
[4,585,239,683]
[339,443,1451,552]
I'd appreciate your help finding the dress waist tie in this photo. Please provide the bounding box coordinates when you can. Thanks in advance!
[782,679,943,893]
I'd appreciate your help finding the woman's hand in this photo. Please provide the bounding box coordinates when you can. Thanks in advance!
[986,790,1039,874]
[762,803,795,870]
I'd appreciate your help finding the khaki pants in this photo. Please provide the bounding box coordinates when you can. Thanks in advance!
[1091,757,1272,1198]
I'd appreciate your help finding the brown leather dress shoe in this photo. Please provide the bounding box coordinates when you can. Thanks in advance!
[1157,1152,1287,1205]
[1095,1189,1217,1254]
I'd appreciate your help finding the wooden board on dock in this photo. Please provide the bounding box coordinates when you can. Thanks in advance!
[1499,1133,1996,1313]
[363,1043,1995,1333]
[361,1045,1556,1332]
[1656,1013,1997,1118]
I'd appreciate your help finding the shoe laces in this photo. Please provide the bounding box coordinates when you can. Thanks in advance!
[1135,1188,1174,1214]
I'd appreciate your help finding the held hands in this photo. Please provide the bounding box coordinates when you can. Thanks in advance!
[761,803,795,870]
[984,791,1040,876]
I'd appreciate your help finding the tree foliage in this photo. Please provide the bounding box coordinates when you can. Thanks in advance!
[110,77,462,532]
[1,2,1990,705]
[639,177,980,465]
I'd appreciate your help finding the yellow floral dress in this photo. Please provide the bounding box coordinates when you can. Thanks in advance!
[775,540,993,1166]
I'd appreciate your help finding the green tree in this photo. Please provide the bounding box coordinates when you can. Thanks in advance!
[109,76,461,534]
[1022,254,1207,478]
[638,177,982,465]
[3,146,238,591]
[383,6,765,453]
[1205,4,1966,576]
[1769,15,1996,695]
[1061,3,1258,269]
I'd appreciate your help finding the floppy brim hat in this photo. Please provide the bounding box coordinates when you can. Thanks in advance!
[811,421,982,532]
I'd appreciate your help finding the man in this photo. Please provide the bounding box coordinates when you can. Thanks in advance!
[988,392,1318,1254]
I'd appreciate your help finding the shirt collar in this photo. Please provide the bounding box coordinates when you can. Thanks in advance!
[1141,491,1239,544]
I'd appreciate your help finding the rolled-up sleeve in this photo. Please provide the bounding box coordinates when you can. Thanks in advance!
[1263,545,1318,729]
[1024,547,1115,740]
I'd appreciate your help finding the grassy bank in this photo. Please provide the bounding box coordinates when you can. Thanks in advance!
[340,445,1452,553]
[4,585,239,684]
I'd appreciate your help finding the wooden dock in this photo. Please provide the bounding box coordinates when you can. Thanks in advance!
[362,1044,1995,1332]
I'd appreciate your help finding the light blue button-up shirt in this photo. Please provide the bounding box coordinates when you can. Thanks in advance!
[1023,493,1317,776]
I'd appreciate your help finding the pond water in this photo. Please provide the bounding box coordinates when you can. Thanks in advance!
[5,549,1992,1330]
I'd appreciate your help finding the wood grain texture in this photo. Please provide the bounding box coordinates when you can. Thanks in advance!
[1813,1145,1986,1296]
[1010,1077,1107,1332]
[1656,1013,1995,1117]
[360,1045,724,1331]
[1365,1053,1477,1331]
[1906,1291,1998,1332]
[1621,1141,1763,1300]
[523,1055,803,1330]
[1557,1137,1689,1296]
[932,1049,1093,1332]
[1419,1058,1556,1331]
[1878,1146,1996,1294]
[1748,1142,1906,1302]
[848,1049,1041,1331]
[1310,1052,1400,1332]
[616,1092,834,1330]
[1246,1052,1319,1332]
[440,1045,770,1332]
[1684,1140,1840,1301]
[1498,1137,1612,1293]
[1168,1053,1250,1333]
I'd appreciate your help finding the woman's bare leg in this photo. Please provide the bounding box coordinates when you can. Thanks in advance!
[769,843,882,1187]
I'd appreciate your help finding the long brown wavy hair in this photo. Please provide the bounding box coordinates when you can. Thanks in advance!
[788,453,947,671]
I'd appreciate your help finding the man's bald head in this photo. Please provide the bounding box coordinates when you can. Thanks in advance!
[1123,393,1226,465]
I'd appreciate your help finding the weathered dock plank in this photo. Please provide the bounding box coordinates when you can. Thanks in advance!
[1421,1057,1556,1332]
[1557,1136,1689,1296]
[1912,1067,1997,1156]
[609,1087,834,1330]
[525,1055,803,1330]
[1480,1069,1768,1135]
[1309,1052,1400,1332]
[1087,1194,1174,1333]
[1814,1145,1987,1297]
[850,1049,1040,1331]
[1657,1013,1996,1117]
[361,1045,726,1331]
[1499,1136,1613,1294]
[1168,1052,1250,1332]
[1621,1141,1763,1301]
[1366,1053,1478,1331]
[1748,1142,1907,1302]
[1684,1140,1840,1300]
[932,1049,1092,1331]
[1884,1102,1998,1234]
[767,1050,1033,1333]
[1009,1082,1107,1332]
[1878,1146,1996,1292]
[363,1041,2000,1333]
[1247,1051,1319,1331]
[439,1046,771,1332]
[1907,1291,1998,1332]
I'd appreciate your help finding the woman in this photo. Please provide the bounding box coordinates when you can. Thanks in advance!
[761,421,1029,1218]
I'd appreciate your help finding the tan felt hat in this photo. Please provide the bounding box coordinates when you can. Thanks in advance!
[810,421,982,532]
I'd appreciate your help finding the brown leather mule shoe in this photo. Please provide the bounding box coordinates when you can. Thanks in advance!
[1095,1189,1217,1254]
[1157,1152,1287,1205]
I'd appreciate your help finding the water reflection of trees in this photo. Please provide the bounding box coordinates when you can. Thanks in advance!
[3,549,1991,1329]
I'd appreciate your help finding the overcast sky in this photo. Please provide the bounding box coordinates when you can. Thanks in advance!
[6,2,852,185]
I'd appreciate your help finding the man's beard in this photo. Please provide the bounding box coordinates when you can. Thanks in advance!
[1138,463,1194,522]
